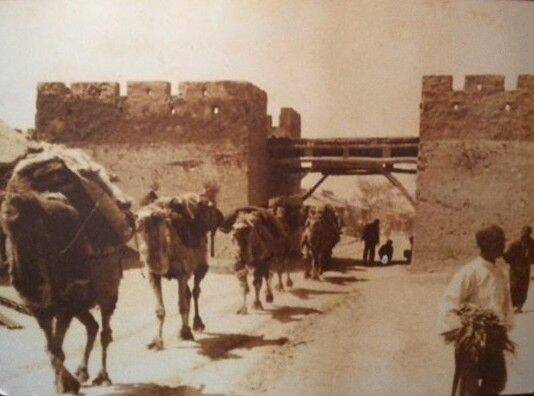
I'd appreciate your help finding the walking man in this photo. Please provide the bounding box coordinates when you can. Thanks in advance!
[362,219,380,265]
[439,225,514,396]
[504,225,534,313]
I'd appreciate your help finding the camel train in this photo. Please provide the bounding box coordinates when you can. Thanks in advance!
[0,142,341,394]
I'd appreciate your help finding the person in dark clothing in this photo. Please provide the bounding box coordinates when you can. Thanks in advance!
[378,239,394,265]
[504,225,534,313]
[362,219,380,265]
[403,236,414,264]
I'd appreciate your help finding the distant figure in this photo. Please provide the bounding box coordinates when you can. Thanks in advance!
[378,239,394,265]
[403,236,414,264]
[504,226,534,313]
[362,219,380,265]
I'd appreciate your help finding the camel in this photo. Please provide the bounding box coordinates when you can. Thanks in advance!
[267,198,304,291]
[136,193,223,350]
[301,204,341,280]
[1,188,130,393]
[0,146,134,394]
[220,207,288,314]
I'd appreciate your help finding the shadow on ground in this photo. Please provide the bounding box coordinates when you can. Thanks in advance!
[322,275,368,286]
[325,257,368,273]
[289,287,348,300]
[195,332,288,360]
[104,383,223,395]
[361,260,410,268]
[264,305,322,323]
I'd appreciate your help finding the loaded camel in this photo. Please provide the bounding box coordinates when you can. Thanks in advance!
[301,204,341,280]
[136,189,223,350]
[220,205,289,314]
[267,196,308,291]
[0,148,134,394]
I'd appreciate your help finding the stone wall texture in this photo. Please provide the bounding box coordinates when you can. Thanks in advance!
[413,75,534,270]
[35,80,302,213]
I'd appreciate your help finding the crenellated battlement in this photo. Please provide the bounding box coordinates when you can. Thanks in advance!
[414,74,534,270]
[420,75,534,141]
[269,107,301,139]
[34,80,277,144]
[34,80,301,208]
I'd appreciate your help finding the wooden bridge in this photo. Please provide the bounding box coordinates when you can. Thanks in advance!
[268,136,420,205]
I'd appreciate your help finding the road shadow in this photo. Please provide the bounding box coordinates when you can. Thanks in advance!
[103,383,223,395]
[195,332,288,360]
[362,259,409,268]
[322,275,368,286]
[264,305,322,323]
[325,257,368,273]
[289,287,348,300]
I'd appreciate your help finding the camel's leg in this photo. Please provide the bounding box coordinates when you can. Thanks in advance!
[236,269,249,315]
[304,255,311,279]
[50,313,80,394]
[147,272,165,350]
[303,246,312,279]
[264,271,274,303]
[177,277,194,341]
[285,258,293,288]
[92,306,114,386]
[312,252,321,280]
[192,265,208,332]
[36,313,79,394]
[74,310,99,383]
[253,267,264,310]
[276,267,284,291]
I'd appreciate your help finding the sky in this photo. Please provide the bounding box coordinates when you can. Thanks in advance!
[0,0,532,199]
[0,0,533,136]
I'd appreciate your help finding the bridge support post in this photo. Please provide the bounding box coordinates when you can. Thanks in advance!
[382,172,416,208]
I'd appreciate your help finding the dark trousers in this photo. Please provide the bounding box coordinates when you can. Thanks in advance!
[452,348,507,396]
[363,243,376,265]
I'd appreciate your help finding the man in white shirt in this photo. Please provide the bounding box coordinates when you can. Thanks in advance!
[439,225,514,396]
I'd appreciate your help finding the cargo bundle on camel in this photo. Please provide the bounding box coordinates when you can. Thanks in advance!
[0,139,135,394]
[301,204,341,280]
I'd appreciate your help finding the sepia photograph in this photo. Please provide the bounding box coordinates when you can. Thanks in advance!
[0,1,533,395]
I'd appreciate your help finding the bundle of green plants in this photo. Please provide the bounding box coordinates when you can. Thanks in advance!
[442,305,515,364]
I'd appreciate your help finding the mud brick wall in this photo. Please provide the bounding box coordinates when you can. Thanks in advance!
[413,75,534,270]
[35,81,302,211]
[269,107,303,197]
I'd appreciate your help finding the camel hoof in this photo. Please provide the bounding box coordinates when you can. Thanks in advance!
[237,306,248,315]
[193,316,206,332]
[265,291,274,303]
[147,337,164,351]
[312,274,321,281]
[286,278,293,288]
[57,368,80,394]
[253,301,264,310]
[275,284,284,292]
[180,326,195,341]
[304,271,311,279]
[75,365,89,383]
[92,370,112,386]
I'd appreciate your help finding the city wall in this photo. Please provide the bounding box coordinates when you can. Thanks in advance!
[413,75,534,270]
[35,81,302,213]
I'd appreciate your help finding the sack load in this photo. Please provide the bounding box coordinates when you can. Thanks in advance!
[7,144,134,248]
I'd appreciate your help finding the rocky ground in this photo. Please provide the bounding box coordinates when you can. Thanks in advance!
[0,236,532,396]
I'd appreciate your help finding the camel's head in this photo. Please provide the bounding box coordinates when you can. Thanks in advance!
[194,198,224,235]
[0,190,41,229]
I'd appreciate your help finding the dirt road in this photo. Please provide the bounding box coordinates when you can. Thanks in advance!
[1,240,533,396]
